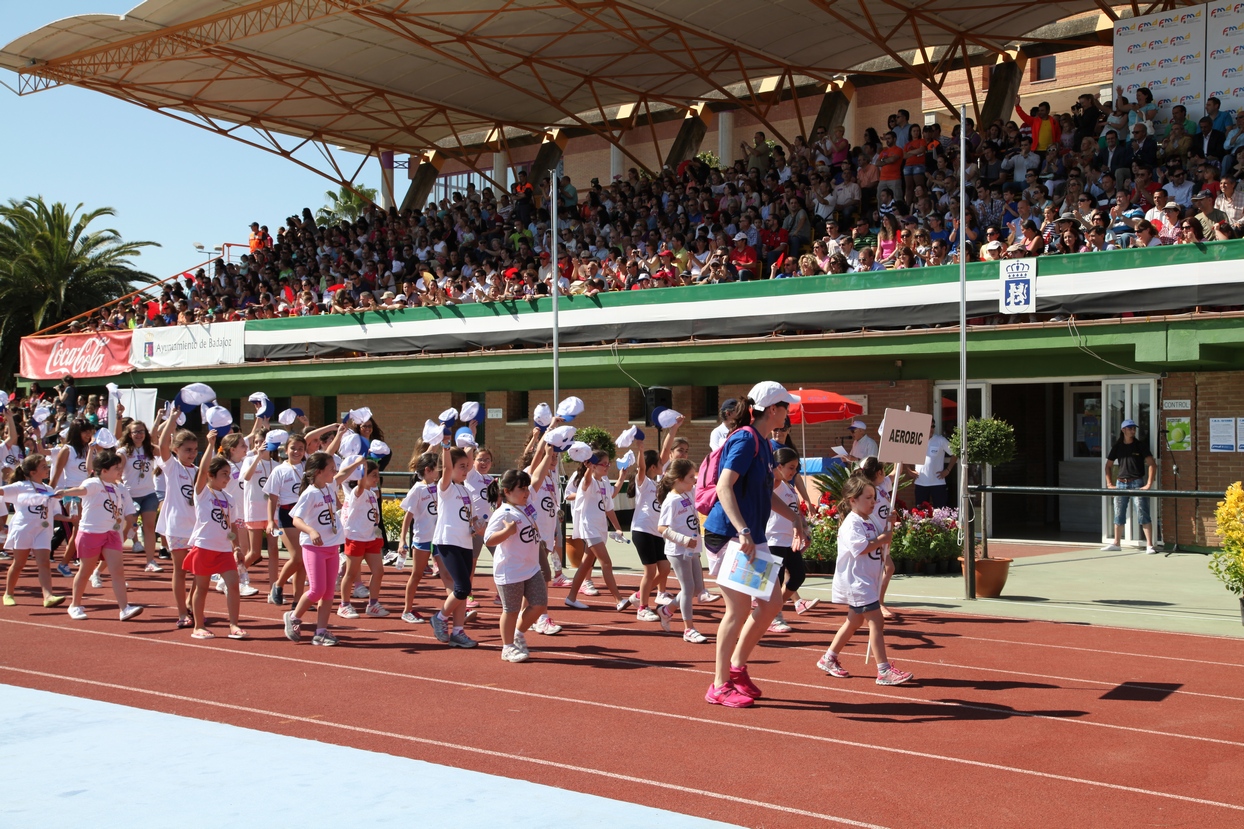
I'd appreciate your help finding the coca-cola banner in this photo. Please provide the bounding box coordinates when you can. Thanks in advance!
[20,330,134,380]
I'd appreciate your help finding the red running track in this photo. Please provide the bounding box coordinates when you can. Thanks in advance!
[1,564,1242,829]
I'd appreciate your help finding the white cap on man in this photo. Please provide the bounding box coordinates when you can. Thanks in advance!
[747,381,798,411]
[850,420,868,431]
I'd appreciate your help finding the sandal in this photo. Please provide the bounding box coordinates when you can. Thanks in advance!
[176,615,194,629]
[227,627,249,640]
[190,629,215,639]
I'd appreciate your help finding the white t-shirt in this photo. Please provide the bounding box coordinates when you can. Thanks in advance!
[241,455,274,523]
[399,481,439,544]
[79,477,133,534]
[914,434,953,487]
[630,474,661,536]
[658,490,700,557]
[264,461,304,506]
[851,434,879,460]
[1,481,58,546]
[433,481,475,549]
[524,467,560,544]
[190,486,237,553]
[343,485,380,542]
[831,511,882,607]
[571,474,611,541]
[59,446,89,488]
[119,446,156,498]
[486,503,542,584]
[155,457,196,538]
[709,422,730,452]
[868,476,893,536]
[291,483,344,548]
[765,479,799,548]
[466,468,494,523]
[2,441,25,471]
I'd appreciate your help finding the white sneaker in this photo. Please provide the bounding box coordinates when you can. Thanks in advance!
[1100,543,1122,551]
[654,591,674,606]
[365,603,390,617]
[501,644,529,663]
[658,604,673,632]
[67,605,88,621]
[337,604,360,619]
[513,629,529,654]
[564,597,589,610]
[531,615,562,635]
[636,607,660,622]
[1145,546,1159,555]
[238,584,260,597]
[214,576,227,593]
[698,591,719,603]
[401,610,426,624]
[89,572,103,589]
[683,628,708,644]
[143,562,163,573]
[119,605,143,622]
[352,584,369,599]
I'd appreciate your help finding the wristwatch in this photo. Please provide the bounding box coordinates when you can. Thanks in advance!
[739,528,751,536]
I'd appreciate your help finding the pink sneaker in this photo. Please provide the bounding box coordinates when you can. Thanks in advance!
[794,598,820,615]
[550,574,572,588]
[817,654,849,678]
[705,682,754,708]
[465,596,480,609]
[580,581,599,597]
[728,665,762,699]
[876,664,913,686]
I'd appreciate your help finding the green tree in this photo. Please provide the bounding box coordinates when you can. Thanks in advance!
[0,197,157,384]
[316,184,379,225]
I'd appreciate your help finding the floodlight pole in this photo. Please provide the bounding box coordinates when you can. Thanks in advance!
[959,104,975,600]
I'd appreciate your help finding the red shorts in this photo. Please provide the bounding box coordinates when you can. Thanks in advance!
[184,546,235,577]
[344,538,383,558]
[77,531,124,559]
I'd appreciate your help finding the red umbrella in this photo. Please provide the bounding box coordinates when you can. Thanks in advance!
[788,389,864,425]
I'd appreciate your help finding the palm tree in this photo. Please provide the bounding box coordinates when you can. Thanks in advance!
[316,184,379,225]
[0,197,157,384]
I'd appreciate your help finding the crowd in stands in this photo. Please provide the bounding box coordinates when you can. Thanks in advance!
[63,87,1244,332]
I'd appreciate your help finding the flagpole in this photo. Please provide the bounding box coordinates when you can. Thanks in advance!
[959,104,974,600]
[549,170,565,570]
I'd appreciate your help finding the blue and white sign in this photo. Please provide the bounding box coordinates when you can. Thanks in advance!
[1000,259,1037,314]
[1209,416,1236,451]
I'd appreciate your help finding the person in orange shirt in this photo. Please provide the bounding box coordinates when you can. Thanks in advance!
[248,222,263,253]
[1014,95,1061,152]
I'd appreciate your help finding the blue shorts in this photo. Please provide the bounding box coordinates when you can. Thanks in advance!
[413,541,432,553]
[134,492,159,514]
[903,164,926,176]
[277,504,295,529]
[849,600,882,614]
[1113,479,1152,525]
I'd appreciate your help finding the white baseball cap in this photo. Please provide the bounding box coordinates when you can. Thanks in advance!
[850,420,868,430]
[747,381,798,411]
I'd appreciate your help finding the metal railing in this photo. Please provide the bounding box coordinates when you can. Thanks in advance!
[970,485,1222,499]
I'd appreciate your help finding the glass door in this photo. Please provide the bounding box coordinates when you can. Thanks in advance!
[1101,379,1158,543]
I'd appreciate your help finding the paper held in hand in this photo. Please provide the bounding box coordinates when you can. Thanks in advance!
[715,543,781,600]
[831,445,848,457]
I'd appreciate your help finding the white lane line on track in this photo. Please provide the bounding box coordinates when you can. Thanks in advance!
[2,618,1242,813]
[0,665,887,829]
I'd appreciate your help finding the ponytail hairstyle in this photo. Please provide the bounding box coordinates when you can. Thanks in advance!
[408,442,431,470]
[838,475,875,515]
[91,449,123,476]
[722,397,753,431]
[207,456,232,480]
[66,419,94,455]
[656,458,696,503]
[10,454,45,483]
[774,446,800,468]
[485,468,531,507]
[218,433,245,458]
[856,455,884,482]
[299,451,334,493]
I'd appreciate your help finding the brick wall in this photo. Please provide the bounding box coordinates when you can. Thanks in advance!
[1160,372,1244,547]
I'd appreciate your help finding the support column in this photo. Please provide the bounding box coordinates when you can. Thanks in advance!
[810,81,854,138]
[531,129,569,197]
[664,103,711,168]
[979,52,1026,130]
[491,149,510,194]
[400,151,444,212]
[610,143,624,181]
[379,150,395,210]
[717,110,734,167]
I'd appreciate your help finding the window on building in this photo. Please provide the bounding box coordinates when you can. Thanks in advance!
[1035,56,1056,82]
[693,386,718,420]
[506,390,529,424]
[628,387,646,423]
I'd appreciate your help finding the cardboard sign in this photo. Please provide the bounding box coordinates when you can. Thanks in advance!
[877,408,934,465]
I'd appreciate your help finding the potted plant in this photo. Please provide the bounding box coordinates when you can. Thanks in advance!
[1211,482,1244,625]
[950,416,1018,597]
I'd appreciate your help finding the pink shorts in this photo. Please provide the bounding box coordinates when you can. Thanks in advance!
[77,531,124,559]
[244,521,267,530]
[184,546,235,577]
[344,538,383,558]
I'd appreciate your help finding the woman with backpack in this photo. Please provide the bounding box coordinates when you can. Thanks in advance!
[698,382,807,708]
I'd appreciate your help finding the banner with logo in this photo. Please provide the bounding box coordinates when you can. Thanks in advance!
[129,322,245,370]
[1206,3,1244,118]
[1114,6,1207,134]
[19,330,134,380]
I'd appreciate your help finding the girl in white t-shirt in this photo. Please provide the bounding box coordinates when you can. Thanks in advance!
[518,427,565,635]
[397,451,446,624]
[564,452,630,612]
[656,459,706,643]
[484,469,549,663]
[284,451,345,646]
[118,420,160,572]
[184,432,247,640]
[818,476,912,686]
[241,434,278,593]
[55,450,143,622]
[211,433,260,598]
[858,456,901,621]
[50,419,95,569]
[428,444,483,649]
[765,447,811,633]
[626,439,670,624]
[337,458,389,620]
[155,413,199,628]
[266,434,308,606]
[2,454,65,608]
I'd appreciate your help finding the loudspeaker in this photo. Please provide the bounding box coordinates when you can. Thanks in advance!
[645,386,672,427]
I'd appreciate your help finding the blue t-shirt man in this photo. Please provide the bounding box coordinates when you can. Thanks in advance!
[704,425,775,540]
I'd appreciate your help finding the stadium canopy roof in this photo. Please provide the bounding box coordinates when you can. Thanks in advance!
[0,0,1172,186]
